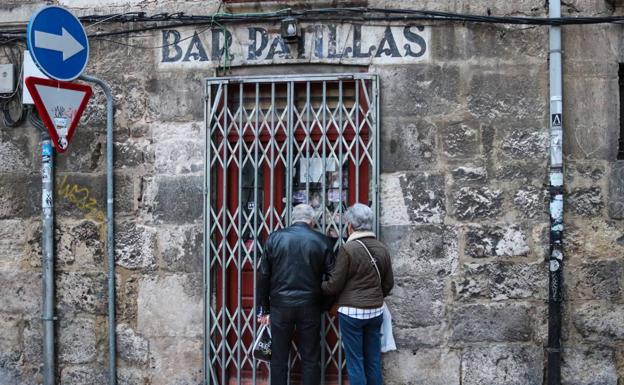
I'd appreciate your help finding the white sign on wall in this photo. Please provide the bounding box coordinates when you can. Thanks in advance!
[158,23,430,69]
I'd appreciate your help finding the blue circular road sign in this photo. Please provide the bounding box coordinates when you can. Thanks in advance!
[27,6,89,81]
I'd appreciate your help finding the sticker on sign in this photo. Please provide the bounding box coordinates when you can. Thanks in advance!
[25,76,92,153]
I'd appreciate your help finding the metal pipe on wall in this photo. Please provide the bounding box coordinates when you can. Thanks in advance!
[547,1,564,384]
[79,74,116,385]
[41,137,55,385]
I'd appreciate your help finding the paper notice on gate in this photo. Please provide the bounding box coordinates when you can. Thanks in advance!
[299,157,337,184]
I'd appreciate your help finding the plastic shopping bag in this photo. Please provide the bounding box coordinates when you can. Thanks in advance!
[252,324,272,362]
[380,302,396,353]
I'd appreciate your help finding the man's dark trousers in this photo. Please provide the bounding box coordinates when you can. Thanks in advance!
[270,305,321,385]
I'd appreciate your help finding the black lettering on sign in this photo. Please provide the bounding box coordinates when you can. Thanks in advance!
[266,36,291,60]
[313,25,324,58]
[375,26,401,57]
[552,113,562,127]
[327,24,342,59]
[351,25,375,58]
[183,32,208,62]
[248,27,268,60]
[162,30,183,62]
[211,28,234,61]
[403,26,427,57]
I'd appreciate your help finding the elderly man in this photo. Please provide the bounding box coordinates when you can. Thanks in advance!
[256,204,334,385]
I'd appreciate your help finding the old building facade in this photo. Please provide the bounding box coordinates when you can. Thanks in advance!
[1,0,623,384]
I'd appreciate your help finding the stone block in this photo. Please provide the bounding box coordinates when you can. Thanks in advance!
[464,224,530,258]
[450,303,532,343]
[493,162,546,182]
[461,345,543,385]
[0,220,27,270]
[451,165,487,182]
[0,130,32,173]
[115,222,157,270]
[382,349,460,385]
[564,219,624,260]
[148,337,202,385]
[380,117,436,172]
[561,348,618,385]
[58,317,96,364]
[380,173,411,226]
[392,324,446,348]
[398,173,445,224]
[0,271,41,313]
[563,77,618,160]
[380,224,458,277]
[22,318,42,364]
[377,65,461,117]
[500,126,549,160]
[608,161,624,219]
[117,274,139,322]
[56,220,104,270]
[60,366,107,385]
[461,24,546,62]
[55,173,135,220]
[385,276,445,331]
[118,368,148,385]
[146,72,204,122]
[56,272,107,315]
[513,186,547,219]
[566,161,606,182]
[452,186,503,220]
[55,130,105,173]
[146,175,203,224]
[567,187,604,217]
[137,274,202,338]
[440,116,482,159]
[453,261,546,301]
[0,174,39,219]
[114,138,153,170]
[117,323,149,365]
[159,224,202,272]
[468,67,545,120]
[0,315,20,362]
[154,138,203,174]
[566,259,622,300]
[573,303,624,341]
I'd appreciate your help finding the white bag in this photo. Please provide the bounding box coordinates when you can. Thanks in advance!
[380,302,396,353]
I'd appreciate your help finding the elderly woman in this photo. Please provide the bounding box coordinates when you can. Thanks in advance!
[322,203,394,385]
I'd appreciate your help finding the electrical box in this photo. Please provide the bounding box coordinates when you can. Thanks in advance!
[0,64,15,94]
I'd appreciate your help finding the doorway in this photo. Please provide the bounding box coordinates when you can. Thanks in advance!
[203,73,379,385]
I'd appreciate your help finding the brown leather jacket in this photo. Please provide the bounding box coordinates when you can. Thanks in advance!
[321,231,394,308]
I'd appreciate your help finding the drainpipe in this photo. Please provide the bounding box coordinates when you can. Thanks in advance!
[79,74,116,385]
[547,1,564,384]
[41,136,55,385]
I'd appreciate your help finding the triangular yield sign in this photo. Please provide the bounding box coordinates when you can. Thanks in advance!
[25,76,92,153]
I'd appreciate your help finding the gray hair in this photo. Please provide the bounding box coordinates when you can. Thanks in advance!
[345,203,373,231]
[292,204,316,224]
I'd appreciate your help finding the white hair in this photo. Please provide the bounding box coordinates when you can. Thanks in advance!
[345,203,373,231]
[292,204,316,224]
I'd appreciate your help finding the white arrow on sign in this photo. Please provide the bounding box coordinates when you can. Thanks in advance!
[34,28,84,61]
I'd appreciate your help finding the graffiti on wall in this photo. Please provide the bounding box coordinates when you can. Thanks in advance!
[57,175,105,222]
[159,23,430,68]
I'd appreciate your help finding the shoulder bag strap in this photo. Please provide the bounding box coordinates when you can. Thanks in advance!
[354,239,381,284]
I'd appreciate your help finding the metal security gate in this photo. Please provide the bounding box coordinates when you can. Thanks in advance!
[203,74,379,385]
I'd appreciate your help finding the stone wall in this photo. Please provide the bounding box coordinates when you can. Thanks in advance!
[0,1,623,384]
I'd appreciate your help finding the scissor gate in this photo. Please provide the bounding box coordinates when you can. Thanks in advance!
[203,74,379,385]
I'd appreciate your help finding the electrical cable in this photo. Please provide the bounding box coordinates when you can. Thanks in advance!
[5,6,624,43]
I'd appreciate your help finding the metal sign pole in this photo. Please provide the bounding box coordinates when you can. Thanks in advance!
[79,74,116,385]
[41,137,55,385]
